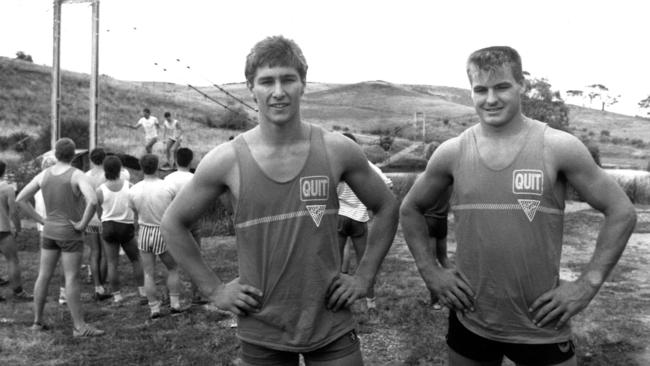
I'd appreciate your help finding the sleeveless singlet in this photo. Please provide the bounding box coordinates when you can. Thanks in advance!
[100,180,133,223]
[233,125,354,352]
[452,120,570,344]
[41,167,84,241]
[0,182,14,232]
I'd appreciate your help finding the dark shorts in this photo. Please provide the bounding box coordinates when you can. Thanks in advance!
[337,216,367,238]
[446,311,575,365]
[101,221,135,244]
[41,237,84,253]
[424,215,448,239]
[241,330,360,366]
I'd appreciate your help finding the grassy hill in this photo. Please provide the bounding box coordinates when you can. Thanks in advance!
[0,56,648,172]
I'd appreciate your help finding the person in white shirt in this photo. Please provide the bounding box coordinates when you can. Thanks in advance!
[162,112,182,168]
[133,108,160,154]
[129,154,185,318]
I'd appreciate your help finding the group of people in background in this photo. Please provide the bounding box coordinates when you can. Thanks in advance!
[133,108,183,168]
[0,35,639,366]
[3,139,199,337]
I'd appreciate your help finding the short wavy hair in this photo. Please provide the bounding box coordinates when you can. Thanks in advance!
[245,35,308,86]
[466,46,524,84]
[54,138,76,163]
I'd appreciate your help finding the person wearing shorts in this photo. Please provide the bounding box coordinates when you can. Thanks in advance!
[0,160,31,302]
[128,154,185,318]
[336,132,393,317]
[17,138,104,337]
[84,148,110,301]
[163,147,206,305]
[162,111,182,168]
[423,186,452,310]
[161,36,399,365]
[97,155,144,305]
[400,46,636,365]
[133,108,160,154]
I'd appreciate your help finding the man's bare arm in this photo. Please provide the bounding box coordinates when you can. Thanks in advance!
[325,133,399,310]
[531,131,637,328]
[71,171,97,231]
[400,138,475,312]
[161,143,262,315]
[16,172,44,225]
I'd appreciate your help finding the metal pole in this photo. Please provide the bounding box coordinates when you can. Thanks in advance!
[51,0,62,150]
[89,0,100,150]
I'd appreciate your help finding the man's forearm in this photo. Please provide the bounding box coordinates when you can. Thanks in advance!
[401,205,444,289]
[17,201,43,224]
[162,216,224,296]
[355,200,399,284]
[579,206,636,289]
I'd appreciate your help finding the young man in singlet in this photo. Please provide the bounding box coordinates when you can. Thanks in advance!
[162,111,182,168]
[0,160,32,301]
[133,108,160,154]
[128,154,185,318]
[161,36,399,365]
[400,46,636,366]
[17,138,104,337]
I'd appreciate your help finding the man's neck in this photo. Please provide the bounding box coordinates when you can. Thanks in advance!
[478,113,528,139]
[143,174,158,180]
[176,167,190,172]
[256,119,308,146]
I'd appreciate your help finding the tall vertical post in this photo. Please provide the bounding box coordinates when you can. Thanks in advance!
[51,0,62,150]
[89,0,100,150]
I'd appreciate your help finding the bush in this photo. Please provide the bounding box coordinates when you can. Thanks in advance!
[582,140,601,166]
[0,132,32,151]
[600,130,610,137]
[220,104,254,130]
[33,117,90,157]
[15,51,33,63]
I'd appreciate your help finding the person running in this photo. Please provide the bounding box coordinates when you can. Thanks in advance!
[423,186,452,311]
[400,46,636,366]
[0,160,32,302]
[336,132,393,319]
[161,35,399,366]
[163,147,206,305]
[133,108,160,154]
[162,111,182,168]
[17,138,104,337]
[128,154,185,318]
[83,148,111,301]
[96,155,144,306]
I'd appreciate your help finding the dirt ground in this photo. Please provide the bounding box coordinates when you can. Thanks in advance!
[359,201,650,365]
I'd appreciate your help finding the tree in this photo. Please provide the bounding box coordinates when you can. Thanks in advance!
[15,51,33,63]
[585,84,619,111]
[521,75,570,131]
[639,95,650,116]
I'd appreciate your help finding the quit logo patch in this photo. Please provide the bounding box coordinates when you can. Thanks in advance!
[300,176,329,201]
[512,170,543,196]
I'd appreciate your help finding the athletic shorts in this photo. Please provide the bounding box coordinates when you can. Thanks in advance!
[446,311,575,365]
[102,221,135,244]
[137,224,166,255]
[337,216,367,238]
[424,215,447,239]
[41,237,84,253]
[85,223,102,234]
[241,330,360,366]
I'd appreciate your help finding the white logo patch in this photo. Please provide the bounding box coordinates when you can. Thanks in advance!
[518,199,540,222]
[306,205,326,227]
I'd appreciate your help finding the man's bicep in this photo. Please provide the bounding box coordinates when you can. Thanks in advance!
[166,171,227,226]
[345,162,392,212]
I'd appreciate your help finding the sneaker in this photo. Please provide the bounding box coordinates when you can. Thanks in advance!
[432,302,443,311]
[139,297,149,306]
[13,290,33,301]
[191,295,209,305]
[150,311,163,319]
[73,324,105,338]
[59,294,67,305]
[170,305,190,315]
[0,295,5,302]
[92,292,113,302]
[365,308,380,325]
[30,322,51,331]
[0,277,8,286]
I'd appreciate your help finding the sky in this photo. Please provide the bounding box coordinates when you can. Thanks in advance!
[1,0,648,115]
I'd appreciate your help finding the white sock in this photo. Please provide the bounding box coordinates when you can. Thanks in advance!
[113,291,123,302]
[169,294,180,309]
[138,286,146,297]
[149,300,161,314]
[95,286,105,294]
[366,297,377,309]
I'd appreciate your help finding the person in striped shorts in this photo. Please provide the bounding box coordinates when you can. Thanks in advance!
[128,154,185,318]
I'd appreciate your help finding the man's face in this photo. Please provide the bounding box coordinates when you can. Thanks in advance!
[468,63,524,128]
[248,65,304,126]
[143,110,150,119]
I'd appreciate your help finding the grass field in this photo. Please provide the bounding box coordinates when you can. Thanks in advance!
[1,204,648,365]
